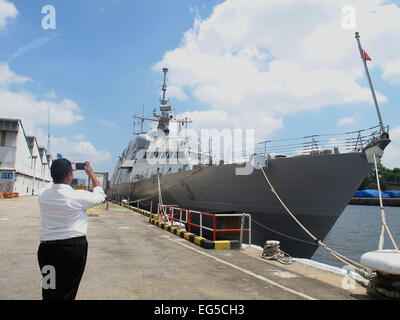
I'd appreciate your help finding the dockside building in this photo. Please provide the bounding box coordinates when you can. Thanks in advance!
[0,118,52,196]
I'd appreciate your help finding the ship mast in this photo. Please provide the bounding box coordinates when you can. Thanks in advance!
[161,68,168,105]
[133,68,192,135]
[355,32,386,135]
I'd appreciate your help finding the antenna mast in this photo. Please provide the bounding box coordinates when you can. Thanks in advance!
[132,68,192,134]
[140,104,144,134]
[161,68,168,105]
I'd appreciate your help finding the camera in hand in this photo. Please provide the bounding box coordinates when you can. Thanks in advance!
[74,163,86,170]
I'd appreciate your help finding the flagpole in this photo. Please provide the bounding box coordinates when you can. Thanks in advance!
[355,32,385,134]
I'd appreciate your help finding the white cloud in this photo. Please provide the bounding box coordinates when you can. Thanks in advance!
[338,116,356,126]
[382,126,400,169]
[45,90,57,99]
[0,63,83,132]
[176,109,283,141]
[382,59,400,85]
[0,1,112,171]
[32,128,112,167]
[0,90,84,132]
[0,63,31,86]
[0,64,111,169]
[54,137,112,163]
[154,0,400,138]
[0,0,17,30]
[73,134,85,140]
[99,119,118,130]
[7,37,51,63]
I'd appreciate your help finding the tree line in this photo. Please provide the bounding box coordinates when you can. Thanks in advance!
[359,164,400,190]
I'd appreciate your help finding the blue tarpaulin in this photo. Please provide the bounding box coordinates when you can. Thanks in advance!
[385,190,400,198]
[353,189,391,198]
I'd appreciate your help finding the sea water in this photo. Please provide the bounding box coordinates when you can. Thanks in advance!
[312,205,400,268]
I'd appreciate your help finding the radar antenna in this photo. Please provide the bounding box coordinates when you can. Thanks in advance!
[133,68,193,134]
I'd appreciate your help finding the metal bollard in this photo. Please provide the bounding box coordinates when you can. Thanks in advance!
[239,213,245,249]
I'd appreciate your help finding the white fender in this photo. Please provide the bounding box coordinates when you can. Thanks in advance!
[360,250,400,275]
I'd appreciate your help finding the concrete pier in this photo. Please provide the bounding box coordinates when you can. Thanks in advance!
[349,197,400,206]
[0,196,375,300]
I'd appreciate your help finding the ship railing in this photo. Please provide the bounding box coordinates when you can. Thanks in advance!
[207,124,386,164]
[158,204,251,245]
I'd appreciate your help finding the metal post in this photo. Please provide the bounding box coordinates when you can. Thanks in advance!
[355,32,385,134]
[137,199,140,209]
[239,213,245,249]
[311,136,318,154]
[150,201,153,214]
[200,213,203,238]
[11,170,16,193]
[354,131,360,152]
[247,214,252,246]
[188,210,191,232]
[264,141,267,158]
[213,215,216,241]
[208,137,212,165]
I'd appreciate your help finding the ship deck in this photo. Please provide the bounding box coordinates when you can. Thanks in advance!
[0,196,378,300]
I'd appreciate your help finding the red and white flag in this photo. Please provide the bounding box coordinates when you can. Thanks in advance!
[362,49,372,61]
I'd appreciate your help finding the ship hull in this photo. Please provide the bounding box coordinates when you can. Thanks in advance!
[110,152,372,258]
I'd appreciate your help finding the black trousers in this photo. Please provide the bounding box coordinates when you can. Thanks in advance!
[37,236,88,300]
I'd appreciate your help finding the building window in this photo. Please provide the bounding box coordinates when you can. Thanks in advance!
[0,131,6,146]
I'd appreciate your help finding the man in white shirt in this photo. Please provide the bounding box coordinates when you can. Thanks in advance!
[37,158,105,300]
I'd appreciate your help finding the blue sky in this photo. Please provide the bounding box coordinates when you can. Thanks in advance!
[1,0,400,177]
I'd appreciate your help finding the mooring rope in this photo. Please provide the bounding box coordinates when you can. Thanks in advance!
[373,154,399,251]
[260,166,375,280]
[252,218,319,247]
[261,241,294,265]
[157,174,169,223]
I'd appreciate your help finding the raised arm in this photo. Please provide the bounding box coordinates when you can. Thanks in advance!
[74,161,105,210]
[85,161,100,189]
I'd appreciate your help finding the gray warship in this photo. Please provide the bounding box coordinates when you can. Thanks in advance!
[110,39,391,258]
